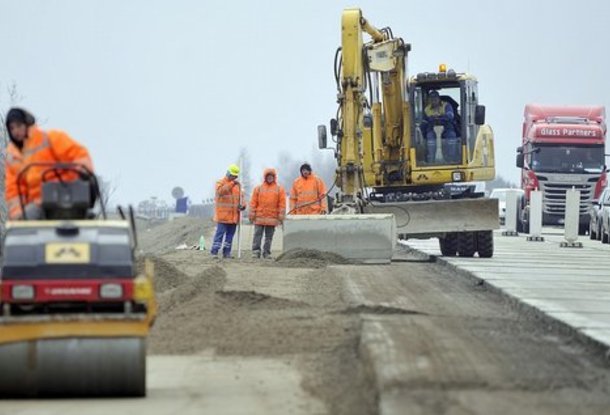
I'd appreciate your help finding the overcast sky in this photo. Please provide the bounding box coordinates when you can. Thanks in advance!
[1,0,608,204]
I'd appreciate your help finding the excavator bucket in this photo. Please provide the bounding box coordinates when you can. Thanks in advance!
[363,198,499,237]
[282,214,396,264]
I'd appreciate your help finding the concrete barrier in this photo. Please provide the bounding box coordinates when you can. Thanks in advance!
[561,188,582,248]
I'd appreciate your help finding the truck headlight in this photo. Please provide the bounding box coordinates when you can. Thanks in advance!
[12,285,35,300]
[100,283,123,299]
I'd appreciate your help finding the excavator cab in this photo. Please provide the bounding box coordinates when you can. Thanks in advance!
[412,76,485,167]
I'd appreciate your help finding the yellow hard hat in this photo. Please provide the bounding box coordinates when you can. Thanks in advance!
[227,164,240,177]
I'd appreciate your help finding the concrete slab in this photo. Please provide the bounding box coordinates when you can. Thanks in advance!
[521,298,610,314]
[546,312,610,329]
[582,329,610,346]
[490,281,610,290]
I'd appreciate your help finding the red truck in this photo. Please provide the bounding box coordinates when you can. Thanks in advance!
[516,104,607,234]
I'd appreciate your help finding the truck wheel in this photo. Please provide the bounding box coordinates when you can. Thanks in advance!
[457,232,476,257]
[578,223,588,236]
[476,231,494,258]
[603,231,609,244]
[589,222,596,240]
[439,233,458,256]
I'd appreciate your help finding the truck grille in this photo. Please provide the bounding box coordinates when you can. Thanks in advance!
[539,182,594,216]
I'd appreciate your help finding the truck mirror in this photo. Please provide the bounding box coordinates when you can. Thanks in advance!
[317,125,328,149]
[475,105,486,125]
[516,153,524,168]
[330,118,338,136]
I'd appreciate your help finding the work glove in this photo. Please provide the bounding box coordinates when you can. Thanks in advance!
[238,204,246,211]
[248,214,255,222]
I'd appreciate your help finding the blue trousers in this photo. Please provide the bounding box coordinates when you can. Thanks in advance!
[426,127,458,163]
[211,223,237,257]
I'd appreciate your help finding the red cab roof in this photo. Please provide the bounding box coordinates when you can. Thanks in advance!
[524,104,606,123]
[523,104,606,143]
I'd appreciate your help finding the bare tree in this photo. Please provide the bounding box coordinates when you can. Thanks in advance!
[98,176,119,210]
[275,147,337,193]
[0,82,23,224]
[237,147,253,199]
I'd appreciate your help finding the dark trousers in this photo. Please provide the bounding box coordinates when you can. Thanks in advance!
[211,223,237,257]
[252,225,275,257]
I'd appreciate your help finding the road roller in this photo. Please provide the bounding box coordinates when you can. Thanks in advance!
[0,163,156,397]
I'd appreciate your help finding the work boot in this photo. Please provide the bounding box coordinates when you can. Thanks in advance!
[252,250,261,259]
[211,253,219,260]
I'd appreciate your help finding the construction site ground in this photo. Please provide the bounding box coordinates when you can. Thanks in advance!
[3,218,610,415]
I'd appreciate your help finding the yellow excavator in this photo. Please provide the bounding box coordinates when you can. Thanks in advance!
[283,8,498,262]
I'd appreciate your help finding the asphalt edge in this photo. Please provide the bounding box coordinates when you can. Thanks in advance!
[399,241,610,361]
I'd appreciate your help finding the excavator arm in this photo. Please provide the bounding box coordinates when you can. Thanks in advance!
[333,8,412,208]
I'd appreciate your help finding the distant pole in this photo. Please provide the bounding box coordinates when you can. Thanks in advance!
[237,157,244,259]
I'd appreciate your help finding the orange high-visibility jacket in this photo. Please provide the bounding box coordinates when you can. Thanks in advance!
[5,126,93,219]
[214,176,243,224]
[249,168,286,226]
[289,174,327,215]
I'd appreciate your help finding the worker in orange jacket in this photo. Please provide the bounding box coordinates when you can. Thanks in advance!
[249,168,286,259]
[4,107,94,220]
[289,163,327,215]
[211,164,246,258]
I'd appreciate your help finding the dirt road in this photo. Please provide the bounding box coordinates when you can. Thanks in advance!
[3,219,610,414]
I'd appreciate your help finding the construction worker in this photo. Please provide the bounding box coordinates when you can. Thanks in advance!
[249,168,286,259]
[4,107,93,220]
[211,164,246,259]
[289,163,327,215]
[422,90,458,163]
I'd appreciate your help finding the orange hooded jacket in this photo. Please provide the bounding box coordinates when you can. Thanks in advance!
[289,173,327,215]
[214,176,244,224]
[249,168,286,226]
[5,126,93,219]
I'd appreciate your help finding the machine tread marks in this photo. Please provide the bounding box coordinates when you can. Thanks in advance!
[439,233,458,256]
[475,230,494,258]
[457,232,476,257]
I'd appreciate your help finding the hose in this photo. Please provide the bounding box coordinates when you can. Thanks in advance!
[333,47,342,93]
[286,179,338,216]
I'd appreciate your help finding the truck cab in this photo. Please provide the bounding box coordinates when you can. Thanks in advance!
[516,104,607,234]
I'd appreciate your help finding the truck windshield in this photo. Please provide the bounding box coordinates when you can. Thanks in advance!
[531,144,605,173]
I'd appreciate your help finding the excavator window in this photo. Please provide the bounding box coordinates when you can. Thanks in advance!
[413,86,463,165]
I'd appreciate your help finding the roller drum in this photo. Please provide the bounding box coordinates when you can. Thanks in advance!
[0,337,146,397]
